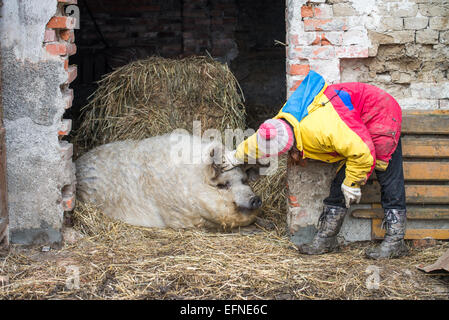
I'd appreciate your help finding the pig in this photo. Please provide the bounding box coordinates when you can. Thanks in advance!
[75,132,263,230]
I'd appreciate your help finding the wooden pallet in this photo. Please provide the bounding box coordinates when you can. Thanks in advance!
[354,110,449,240]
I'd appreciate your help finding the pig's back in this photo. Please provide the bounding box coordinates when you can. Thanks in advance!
[75,139,167,227]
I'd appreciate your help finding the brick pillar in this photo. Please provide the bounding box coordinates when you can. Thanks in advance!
[44,1,77,216]
[44,0,78,213]
[286,0,369,96]
[285,0,370,244]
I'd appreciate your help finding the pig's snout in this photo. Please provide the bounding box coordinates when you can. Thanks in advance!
[249,196,262,210]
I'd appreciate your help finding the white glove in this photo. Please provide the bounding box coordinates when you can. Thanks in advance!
[222,150,241,171]
[341,183,362,208]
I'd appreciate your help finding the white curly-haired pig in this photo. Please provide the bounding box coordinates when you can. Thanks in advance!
[75,132,263,229]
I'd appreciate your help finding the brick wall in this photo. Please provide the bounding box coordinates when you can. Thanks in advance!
[77,0,182,64]
[285,0,449,244]
[183,0,238,61]
[75,0,238,67]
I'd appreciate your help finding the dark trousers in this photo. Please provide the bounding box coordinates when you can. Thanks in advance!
[323,139,406,210]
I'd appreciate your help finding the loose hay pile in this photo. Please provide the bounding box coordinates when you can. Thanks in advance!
[74,55,288,228]
[0,202,448,300]
[250,156,288,231]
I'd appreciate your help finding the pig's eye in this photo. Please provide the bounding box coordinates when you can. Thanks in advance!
[217,182,230,189]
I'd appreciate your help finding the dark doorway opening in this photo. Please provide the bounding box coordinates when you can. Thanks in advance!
[69,0,286,134]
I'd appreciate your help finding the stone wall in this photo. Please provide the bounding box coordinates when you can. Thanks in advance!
[286,0,449,105]
[285,0,449,244]
[0,0,77,244]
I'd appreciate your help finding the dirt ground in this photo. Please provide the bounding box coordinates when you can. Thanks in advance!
[0,211,448,300]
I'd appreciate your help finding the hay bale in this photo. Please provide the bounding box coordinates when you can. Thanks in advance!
[75,56,246,152]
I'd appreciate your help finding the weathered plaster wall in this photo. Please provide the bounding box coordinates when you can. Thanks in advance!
[339,0,449,110]
[0,0,76,244]
[286,0,449,104]
[285,0,449,244]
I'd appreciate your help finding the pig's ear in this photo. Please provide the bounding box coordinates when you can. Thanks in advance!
[202,142,223,165]
[206,163,221,181]
[203,142,223,181]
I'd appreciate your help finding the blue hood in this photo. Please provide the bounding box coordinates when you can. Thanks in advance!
[281,70,326,122]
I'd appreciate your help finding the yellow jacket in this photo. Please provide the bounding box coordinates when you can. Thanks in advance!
[235,71,380,188]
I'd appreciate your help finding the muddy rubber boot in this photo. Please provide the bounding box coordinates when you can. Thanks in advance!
[365,209,409,260]
[297,205,347,255]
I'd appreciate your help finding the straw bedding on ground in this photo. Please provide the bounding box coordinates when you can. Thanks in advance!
[0,202,448,300]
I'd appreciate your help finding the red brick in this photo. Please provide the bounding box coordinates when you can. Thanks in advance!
[313,7,323,18]
[312,46,333,57]
[321,35,331,46]
[290,79,303,91]
[60,29,75,43]
[411,239,438,249]
[313,5,333,19]
[58,119,72,136]
[60,141,73,161]
[290,46,335,60]
[304,19,330,31]
[308,33,334,46]
[62,193,76,211]
[66,43,77,56]
[63,88,74,109]
[304,18,347,31]
[288,195,300,208]
[288,64,310,76]
[46,16,76,29]
[335,46,368,58]
[66,65,77,84]
[311,35,321,45]
[301,6,314,18]
[44,29,57,43]
[45,42,76,56]
[63,58,69,71]
[46,43,68,55]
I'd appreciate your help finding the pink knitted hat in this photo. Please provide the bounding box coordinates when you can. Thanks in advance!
[257,119,294,157]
